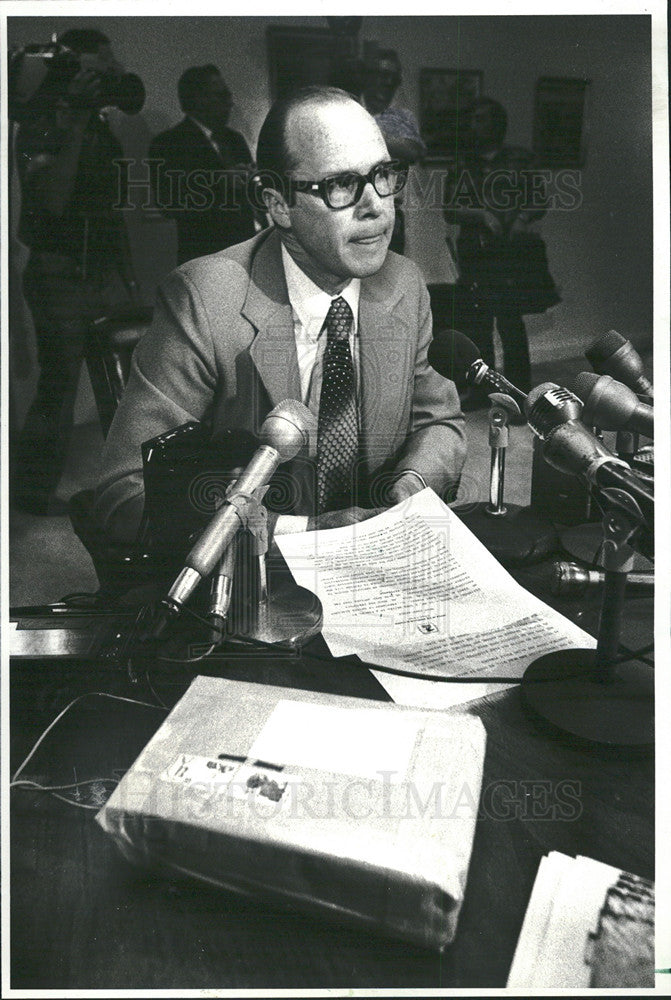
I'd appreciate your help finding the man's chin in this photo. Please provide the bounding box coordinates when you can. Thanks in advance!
[346,240,390,276]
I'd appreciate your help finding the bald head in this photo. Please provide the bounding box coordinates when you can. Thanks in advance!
[285,96,387,183]
[256,86,385,192]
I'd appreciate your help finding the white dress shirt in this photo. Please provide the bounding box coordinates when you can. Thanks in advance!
[275,245,361,534]
[187,116,225,159]
[281,243,361,408]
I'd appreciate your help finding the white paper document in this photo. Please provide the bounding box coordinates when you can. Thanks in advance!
[507,852,654,988]
[276,489,595,708]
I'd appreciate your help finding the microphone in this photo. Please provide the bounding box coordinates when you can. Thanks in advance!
[207,536,238,643]
[585,330,653,398]
[524,383,654,529]
[152,399,314,637]
[573,372,654,438]
[428,330,528,409]
[524,381,583,439]
[551,560,653,598]
[429,331,560,563]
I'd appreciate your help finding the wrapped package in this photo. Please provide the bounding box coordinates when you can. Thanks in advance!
[96,675,485,950]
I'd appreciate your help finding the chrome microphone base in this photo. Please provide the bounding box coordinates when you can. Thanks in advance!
[224,580,323,650]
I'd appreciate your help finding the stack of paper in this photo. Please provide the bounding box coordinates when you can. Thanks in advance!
[507,851,654,988]
[97,675,486,951]
[276,488,596,709]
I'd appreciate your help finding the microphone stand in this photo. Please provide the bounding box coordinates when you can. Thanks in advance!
[221,490,322,650]
[560,426,653,572]
[520,490,653,756]
[118,487,322,677]
[486,394,511,517]
[455,393,559,565]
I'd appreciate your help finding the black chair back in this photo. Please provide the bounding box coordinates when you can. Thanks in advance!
[85,306,153,437]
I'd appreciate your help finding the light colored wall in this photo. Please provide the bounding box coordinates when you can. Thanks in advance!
[7,14,652,425]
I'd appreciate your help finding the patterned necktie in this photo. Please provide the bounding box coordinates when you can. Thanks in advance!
[316,296,359,514]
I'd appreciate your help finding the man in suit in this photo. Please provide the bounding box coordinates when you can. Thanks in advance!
[95,86,465,544]
[149,64,257,264]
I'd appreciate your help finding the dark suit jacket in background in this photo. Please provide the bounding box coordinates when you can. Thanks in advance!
[95,229,466,543]
[148,117,257,264]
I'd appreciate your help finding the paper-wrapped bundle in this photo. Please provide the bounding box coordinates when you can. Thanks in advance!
[97,675,486,950]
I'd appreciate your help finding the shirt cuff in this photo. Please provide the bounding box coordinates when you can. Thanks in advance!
[395,469,428,491]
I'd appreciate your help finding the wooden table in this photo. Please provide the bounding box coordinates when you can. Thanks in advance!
[9,563,654,990]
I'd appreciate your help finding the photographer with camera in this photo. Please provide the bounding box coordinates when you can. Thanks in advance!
[10,28,143,515]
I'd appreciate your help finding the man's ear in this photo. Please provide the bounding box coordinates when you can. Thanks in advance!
[262,187,291,230]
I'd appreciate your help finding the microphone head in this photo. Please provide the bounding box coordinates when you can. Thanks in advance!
[573,371,652,436]
[585,329,627,369]
[525,382,583,439]
[572,370,601,403]
[259,399,315,462]
[428,329,480,389]
[585,329,652,396]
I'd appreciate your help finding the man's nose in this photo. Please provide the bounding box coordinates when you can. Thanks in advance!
[355,179,385,216]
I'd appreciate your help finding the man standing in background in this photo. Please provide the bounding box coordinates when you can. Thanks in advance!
[149,65,257,265]
[445,97,560,407]
[360,48,426,254]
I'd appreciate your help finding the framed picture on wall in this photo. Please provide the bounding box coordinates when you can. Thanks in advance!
[266,25,358,101]
[419,68,483,161]
[533,76,591,167]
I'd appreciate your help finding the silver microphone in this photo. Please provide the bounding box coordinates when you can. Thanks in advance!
[152,399,314,636]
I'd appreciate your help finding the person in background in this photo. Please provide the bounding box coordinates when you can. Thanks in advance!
[360,49,426,254]
[11,27,139,515]
[149,65,257,265]
[444,97,560,407]
[95,86,465,545]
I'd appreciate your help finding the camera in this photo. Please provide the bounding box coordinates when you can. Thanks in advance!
[8,42,145,122]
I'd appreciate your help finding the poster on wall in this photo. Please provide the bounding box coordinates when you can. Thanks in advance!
[266,24,358,100]
[532,76,591,167]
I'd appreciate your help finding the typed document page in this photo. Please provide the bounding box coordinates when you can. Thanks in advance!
[276,489,595,708]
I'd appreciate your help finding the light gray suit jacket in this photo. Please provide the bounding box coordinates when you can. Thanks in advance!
[95,228,465,541]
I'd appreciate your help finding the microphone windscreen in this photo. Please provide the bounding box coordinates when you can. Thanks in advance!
[428,329,480,389]
[572,371,600,402]
[585,329,627,368]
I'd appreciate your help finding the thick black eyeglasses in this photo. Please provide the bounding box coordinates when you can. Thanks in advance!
[289,160,408,210]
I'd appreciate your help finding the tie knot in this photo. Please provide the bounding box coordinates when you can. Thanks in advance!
[325,296,353,342]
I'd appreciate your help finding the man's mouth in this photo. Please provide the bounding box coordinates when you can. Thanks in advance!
[351,232,388,246]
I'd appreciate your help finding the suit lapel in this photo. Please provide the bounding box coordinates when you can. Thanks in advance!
[243,233,411,469]
[243,230,302,407]
[358,268,411,470]
[180,118,225,169]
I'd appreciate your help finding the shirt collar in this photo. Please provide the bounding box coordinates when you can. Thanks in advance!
[281,243,360,342]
